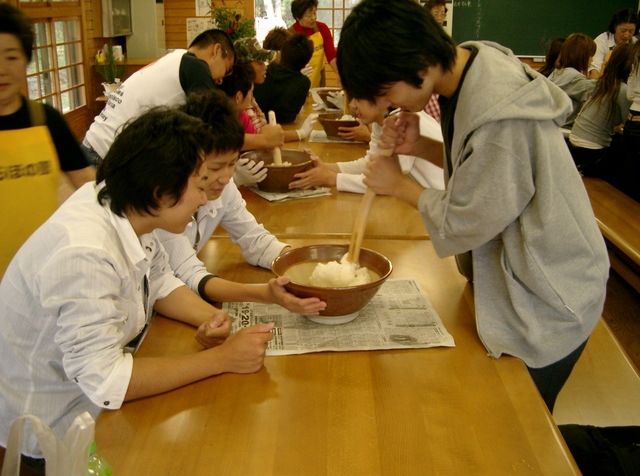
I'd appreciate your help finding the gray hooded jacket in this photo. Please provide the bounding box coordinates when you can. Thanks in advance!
[419,41,609,368]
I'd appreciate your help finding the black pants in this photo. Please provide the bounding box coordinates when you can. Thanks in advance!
[526,339,588,412]
[617,119,640,203]
[560,424,640,476]
[567,142,609,176]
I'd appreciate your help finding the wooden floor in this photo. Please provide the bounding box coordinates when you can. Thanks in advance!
[602,269,640,373]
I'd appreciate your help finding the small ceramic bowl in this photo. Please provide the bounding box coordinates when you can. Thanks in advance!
[271,244,393,324]
[318,112,360,141]
[240,149,313,193]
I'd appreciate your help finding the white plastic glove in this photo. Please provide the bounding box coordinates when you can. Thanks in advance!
[327,90,345,110]
[233,157,268,187]
[296,113,319,140]
[301,64,314,78]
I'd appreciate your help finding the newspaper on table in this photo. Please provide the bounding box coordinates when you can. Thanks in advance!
[247,186,331,202]
[224,279,455,356]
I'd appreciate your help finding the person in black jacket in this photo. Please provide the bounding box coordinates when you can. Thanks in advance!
[253,33,314,124]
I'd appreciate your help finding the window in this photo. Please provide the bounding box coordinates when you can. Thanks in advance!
[317,0,360,46]
[19,3,86,114]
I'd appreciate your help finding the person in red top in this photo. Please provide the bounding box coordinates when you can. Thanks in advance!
[289,0,340,88]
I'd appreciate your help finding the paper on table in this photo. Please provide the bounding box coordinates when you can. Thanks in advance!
[224,279,455,356]
[248,186,332,202]
[309,130,366,144]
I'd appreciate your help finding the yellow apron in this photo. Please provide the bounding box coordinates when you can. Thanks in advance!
[0,113,59,278]
[308,28,326,89]
[600,49,613,76]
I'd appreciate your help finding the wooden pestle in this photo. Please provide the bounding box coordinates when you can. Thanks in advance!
[347,146,395,264]
[268,110,283,165]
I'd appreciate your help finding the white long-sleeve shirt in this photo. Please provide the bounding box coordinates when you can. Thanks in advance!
[590,32,637,76]
[0,183,184,457]
[336,111,445,193]
[155,181,288,293]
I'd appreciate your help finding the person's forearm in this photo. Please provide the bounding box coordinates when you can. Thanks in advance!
[153,285,218,327]
[329,58,341,85]
[241,133,268,151]
[284,130,300,142]
[392,176,425,209]
[125,349,224,401]
[204,277,270,304]
[413,136,444,168]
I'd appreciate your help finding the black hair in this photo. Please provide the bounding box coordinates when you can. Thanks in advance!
[0,4,34,62]
[179,89,245,154]
[586,43,635,122]
[608,8,638,35]
[280,33,314,70]
[96,109,212,217]
[337,0,457,101]
[291,0,318,21]
[217,60,256,99]
[538,37,566,77]
[556,33,596,75]
[263,27,290,51]
[424,0,447,13]
[189,28,235,60]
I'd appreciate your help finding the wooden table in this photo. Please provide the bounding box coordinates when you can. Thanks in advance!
[233,187,429,240]
[95,101,578,473]
[218,100,431,240]
[95,237,579,475]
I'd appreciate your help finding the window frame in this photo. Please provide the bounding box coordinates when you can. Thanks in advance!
[17,1,88,118]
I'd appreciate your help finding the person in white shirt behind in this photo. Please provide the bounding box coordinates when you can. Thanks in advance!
[589,8,637,80]
[0,109,277,468]
[81,28,235,167]
[289,97,445,192]
[156,89,325,314]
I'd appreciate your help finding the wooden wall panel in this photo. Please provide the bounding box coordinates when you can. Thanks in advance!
[164,0,255,49]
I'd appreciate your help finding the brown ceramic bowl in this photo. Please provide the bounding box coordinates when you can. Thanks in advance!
[271,244,393,324]
[316,87,342,109]
[240,149,313,193]
[318,112,360,140]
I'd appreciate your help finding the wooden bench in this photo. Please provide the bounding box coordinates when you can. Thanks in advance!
[554,318,640,426]
[583,177,640,293]
[553,179,640,426]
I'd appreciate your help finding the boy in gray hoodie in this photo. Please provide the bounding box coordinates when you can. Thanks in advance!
[337,0,609,412]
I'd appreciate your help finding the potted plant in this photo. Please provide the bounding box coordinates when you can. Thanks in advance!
[94,40,126,95]
[208,4,256,41]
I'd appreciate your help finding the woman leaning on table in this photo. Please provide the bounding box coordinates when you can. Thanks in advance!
[548,33,597,129]
[568,43,633,179]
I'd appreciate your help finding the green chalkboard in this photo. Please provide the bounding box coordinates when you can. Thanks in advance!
[451,0,637,56]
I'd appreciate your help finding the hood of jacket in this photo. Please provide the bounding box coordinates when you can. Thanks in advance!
[451,41,571,166]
